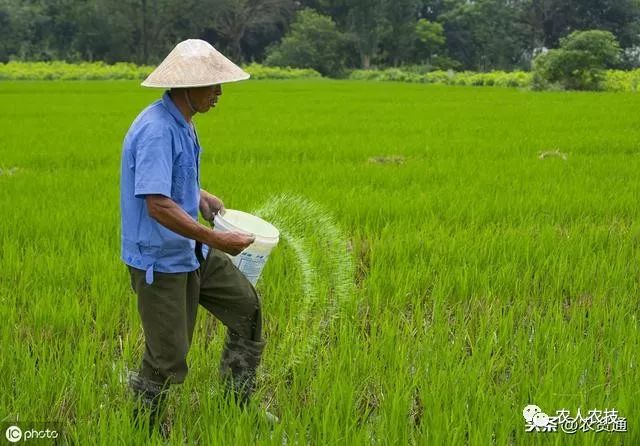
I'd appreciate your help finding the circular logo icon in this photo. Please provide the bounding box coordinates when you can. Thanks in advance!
[523,404,542,422]
[533,412,550,427]
[5,425,22,443]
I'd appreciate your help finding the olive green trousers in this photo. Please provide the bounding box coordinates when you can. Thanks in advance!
[128,247,263,386]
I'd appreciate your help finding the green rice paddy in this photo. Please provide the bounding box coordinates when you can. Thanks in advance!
[1,80,639,444]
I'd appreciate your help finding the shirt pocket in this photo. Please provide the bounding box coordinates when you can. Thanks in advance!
[172,159,197,202]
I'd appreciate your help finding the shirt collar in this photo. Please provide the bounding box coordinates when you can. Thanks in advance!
[161,91,190,129]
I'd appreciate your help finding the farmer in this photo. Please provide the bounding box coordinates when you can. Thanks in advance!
[119,39,267,432]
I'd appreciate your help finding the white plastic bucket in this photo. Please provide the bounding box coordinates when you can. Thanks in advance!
[213,209,280,286]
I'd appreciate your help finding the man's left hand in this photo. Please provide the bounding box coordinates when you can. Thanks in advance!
[199,189,225,222]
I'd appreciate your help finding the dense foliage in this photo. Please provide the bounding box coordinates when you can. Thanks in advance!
[349,68,533,88]
[1,0,640,73]
[264,9,352,77]
[533,30,622,90]
[4,60,640,92]
[0,61,321,81]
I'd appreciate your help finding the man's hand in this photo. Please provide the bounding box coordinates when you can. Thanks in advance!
[199,189,225,222]
[145,194,254,256]
[210,231,255,256]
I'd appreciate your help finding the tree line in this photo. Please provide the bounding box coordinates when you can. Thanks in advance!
[1,0,639,74]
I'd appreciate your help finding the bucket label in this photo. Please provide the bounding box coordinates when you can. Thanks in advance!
[237,253,269,285]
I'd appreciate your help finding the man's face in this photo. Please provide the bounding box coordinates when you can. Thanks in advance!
[188,84,223,113]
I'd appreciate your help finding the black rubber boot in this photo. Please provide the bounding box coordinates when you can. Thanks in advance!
[219,331,266,407]
[128,371,170,438]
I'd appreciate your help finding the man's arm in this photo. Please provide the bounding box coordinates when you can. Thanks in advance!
[145,194,254,256]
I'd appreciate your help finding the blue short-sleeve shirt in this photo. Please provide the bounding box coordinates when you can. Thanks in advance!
[120,91,204,283]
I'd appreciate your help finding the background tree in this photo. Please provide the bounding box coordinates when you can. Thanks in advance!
[0,0,639,76]
[572,0,640,49]
[439,0,529,70]
[208,0,294,62]
[70,0,137,62]
[518,0,640,50]
[380,0,420,67]
[265,8,351,76]
[298,0,349,27]
[346,0,388,68]
[533,29,621,90]
[414,19,445,64]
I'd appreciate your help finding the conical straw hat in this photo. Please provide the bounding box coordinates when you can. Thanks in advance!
[141,39,250,88]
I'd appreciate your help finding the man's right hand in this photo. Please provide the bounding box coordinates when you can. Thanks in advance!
[209,230,255,256]
[143,195,255,256]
